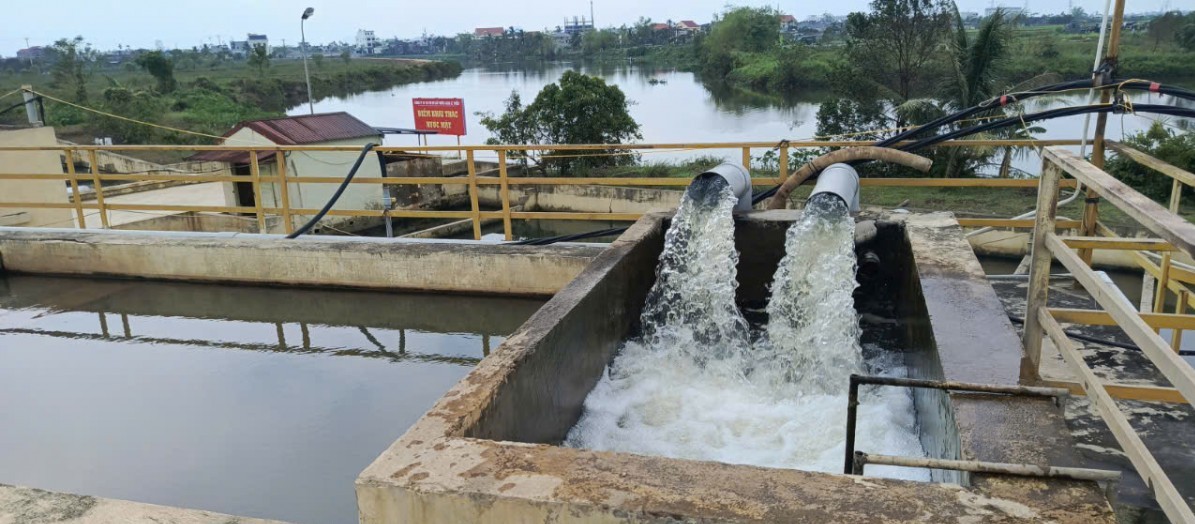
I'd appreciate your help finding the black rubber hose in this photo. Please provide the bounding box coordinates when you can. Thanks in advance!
[514,227,629,245]
[286,142,378,239]
[1007,314,1195,356]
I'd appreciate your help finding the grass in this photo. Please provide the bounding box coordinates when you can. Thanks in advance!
[0,57,417,95]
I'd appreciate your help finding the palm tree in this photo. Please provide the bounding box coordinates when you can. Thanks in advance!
[941,5,1013,177]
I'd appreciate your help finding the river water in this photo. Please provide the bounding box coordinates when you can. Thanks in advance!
[295,62,1191,175]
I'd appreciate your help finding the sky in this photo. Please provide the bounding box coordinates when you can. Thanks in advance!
[2,0,1165,56]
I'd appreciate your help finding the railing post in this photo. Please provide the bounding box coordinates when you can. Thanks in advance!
[1023,160,1063,380]
[86,150,110,228]
[248,150,266,233]
[1173,289,1188,353]
[63,149,87,229]
[741,147,751,171]
[466,150,481,240]
[778,144,789,187]
[275,150,293,234]
[498,150,513,241]
[1155,253,1172,319]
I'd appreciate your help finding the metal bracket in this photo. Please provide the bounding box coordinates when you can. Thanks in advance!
[844,374,1069,475]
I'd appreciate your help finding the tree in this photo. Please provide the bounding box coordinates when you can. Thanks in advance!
[50,36,90,102]
[843,0,953,101]
[1148,11,1184,51]
[339,50,352,67]
[698,7,781,78]
[478,71,641,174]
[248,43,270,76]
[135,50,177,93]
[312,53,325,69]
[1107,122,1195,200]
[582,30,619,56]
[1180,18,1195,52]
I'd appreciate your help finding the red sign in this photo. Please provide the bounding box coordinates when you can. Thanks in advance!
[412,98,466,136]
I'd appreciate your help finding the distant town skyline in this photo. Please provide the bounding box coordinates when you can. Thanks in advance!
[3,0,1178,56]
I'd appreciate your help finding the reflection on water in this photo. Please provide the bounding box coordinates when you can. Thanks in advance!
[0,274,543,524]
[296,62,1191,176]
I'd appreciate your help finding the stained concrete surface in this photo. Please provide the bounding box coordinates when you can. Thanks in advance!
[990,272,1195,522]
[0,227,604,296]
[0,484,288,524]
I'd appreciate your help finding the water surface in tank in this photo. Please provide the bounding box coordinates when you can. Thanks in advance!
[0,274,543,524]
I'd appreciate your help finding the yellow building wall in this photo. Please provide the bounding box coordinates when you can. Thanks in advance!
[0,127,73,228]
[221,128,384,232]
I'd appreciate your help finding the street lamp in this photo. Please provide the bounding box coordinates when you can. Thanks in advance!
[300,7,315,115]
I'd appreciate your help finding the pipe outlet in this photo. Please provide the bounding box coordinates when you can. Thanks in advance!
[695,163,753,211]
[809,163,861,214]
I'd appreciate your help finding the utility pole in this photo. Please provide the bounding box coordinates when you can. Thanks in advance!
[300,7,316,115]
[1077,0,1126,266]
[590,1,595,28]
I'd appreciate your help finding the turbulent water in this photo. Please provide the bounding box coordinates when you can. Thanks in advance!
[565,183,928,480]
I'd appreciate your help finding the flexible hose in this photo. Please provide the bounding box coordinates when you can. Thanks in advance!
[765,147,932,210]
[286,142,379,239]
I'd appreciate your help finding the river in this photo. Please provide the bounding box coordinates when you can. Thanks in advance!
[294,62,1192,175]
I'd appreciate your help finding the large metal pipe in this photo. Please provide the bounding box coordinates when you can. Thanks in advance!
[809,163,861,213]
[694,162,753,211]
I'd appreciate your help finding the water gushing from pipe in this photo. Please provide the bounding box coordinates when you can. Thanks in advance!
[565,179,926,479]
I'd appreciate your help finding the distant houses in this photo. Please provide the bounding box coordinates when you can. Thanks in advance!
[474,27,506,38]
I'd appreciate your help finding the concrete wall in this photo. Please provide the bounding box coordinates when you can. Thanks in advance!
[0,127,73,228]
[357,211,1113,524]
[110,211,275,234]
[0,228,604,297]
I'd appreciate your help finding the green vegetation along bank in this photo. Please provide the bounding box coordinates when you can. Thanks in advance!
[1,42,461,147]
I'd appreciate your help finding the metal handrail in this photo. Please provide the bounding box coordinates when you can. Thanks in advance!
[0,139,1081,239]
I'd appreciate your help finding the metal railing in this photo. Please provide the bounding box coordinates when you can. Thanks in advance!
[0,139,1083,239]
[1023,146,1195,524]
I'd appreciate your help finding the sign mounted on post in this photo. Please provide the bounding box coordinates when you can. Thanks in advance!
[412,98,466,136]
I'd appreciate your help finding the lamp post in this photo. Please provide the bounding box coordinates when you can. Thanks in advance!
[300,7,315,115]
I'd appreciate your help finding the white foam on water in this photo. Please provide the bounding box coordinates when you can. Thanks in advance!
[565,186,929,481]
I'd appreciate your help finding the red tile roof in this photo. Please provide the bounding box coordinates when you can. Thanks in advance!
[651,23,671,30]
[188,112,377,163]
[779,14,796,23]
[678,20,699,28]
[474,27,505,37]
[224,112,379,145]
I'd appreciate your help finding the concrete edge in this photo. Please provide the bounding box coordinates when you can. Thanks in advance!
[354,211,1116,523]
[0,483,290,524]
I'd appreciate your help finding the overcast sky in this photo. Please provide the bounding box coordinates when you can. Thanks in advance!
[3,0,1165,56]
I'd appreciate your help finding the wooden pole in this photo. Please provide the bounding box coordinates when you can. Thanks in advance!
[498,150,513,241]
[63,150,87,229]
[86,150,109,228]
[1023,160,1063,380]
[1078,0,1126,265]
[275,151,293,234]
[249,151,267,233]
[466,150,481,240]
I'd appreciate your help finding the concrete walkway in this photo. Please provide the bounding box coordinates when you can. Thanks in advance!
[79,182,226,229]
[991,276,1195,522]
[0,484,289,524]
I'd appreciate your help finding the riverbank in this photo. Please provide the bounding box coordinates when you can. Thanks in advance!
[1,58,462,154]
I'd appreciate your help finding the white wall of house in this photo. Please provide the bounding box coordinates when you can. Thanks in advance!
[221,127,385,232]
